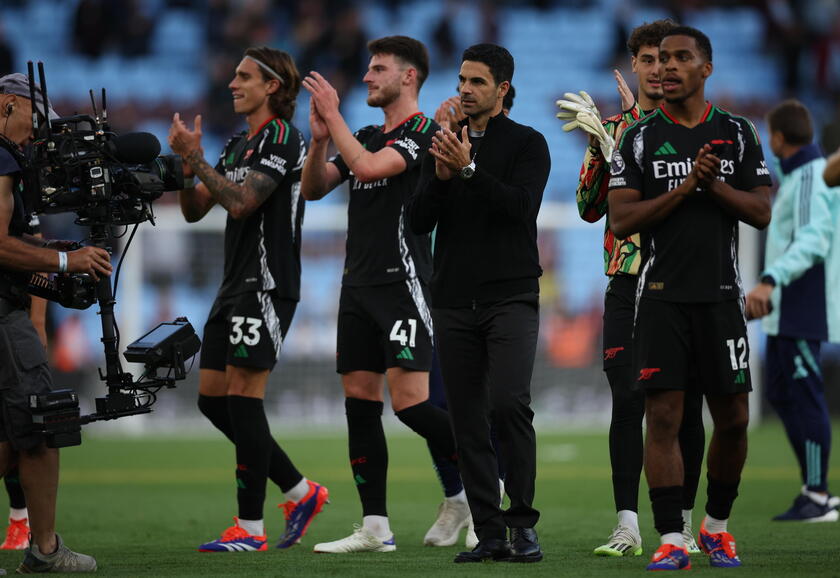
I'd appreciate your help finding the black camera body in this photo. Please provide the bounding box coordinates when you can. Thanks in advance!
[26,114,183,227]
[54,273,98,309]
[28,271,97,310]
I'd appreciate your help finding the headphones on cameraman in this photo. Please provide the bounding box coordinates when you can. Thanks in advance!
[4,103,12,116]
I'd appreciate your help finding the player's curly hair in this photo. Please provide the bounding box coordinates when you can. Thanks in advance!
[627,19,679,57]
[243,46,301,121]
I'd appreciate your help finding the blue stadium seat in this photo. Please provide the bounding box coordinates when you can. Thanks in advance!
[152,9,202,64]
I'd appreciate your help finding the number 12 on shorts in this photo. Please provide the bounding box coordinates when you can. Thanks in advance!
[726,337,748,370]
[390,319,417,348]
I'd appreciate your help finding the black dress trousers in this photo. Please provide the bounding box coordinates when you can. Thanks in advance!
[432,291,540,541]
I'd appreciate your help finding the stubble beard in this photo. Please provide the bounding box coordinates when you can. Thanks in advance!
[465,99,494,120]
[367,83,400,108]
[643,87,664,104]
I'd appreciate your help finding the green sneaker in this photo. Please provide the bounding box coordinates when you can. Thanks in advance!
[593,524,642,557]
[17,533,96,573]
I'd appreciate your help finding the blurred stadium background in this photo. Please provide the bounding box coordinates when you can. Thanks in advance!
[1,0,839,435]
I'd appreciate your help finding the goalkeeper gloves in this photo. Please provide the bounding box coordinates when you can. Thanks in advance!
[556,91,615,160]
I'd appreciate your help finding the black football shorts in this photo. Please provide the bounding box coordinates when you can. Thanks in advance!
[337,281,433,374]
[633,298,751,395]
[199,290,296,371]
[602,274,636,370]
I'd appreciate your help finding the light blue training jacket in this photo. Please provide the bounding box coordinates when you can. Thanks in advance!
[761,143,840,343]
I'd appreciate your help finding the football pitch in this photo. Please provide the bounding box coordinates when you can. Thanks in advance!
[5,420,838,576]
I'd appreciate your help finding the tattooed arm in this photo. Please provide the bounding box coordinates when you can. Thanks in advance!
[169,113,277,220]
[184,150,276,219]
[177,182,215,223]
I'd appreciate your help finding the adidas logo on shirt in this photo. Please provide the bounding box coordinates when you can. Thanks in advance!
[654,141,677,156]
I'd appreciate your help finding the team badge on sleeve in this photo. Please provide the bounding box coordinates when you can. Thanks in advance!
[610,150,626,175]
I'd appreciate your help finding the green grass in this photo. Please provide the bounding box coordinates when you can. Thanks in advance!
[3,421,838,576]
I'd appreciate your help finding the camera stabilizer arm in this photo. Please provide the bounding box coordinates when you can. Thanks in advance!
[25,61,200,448]
[31,215,200,447]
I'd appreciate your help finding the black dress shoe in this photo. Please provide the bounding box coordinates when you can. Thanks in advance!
[506,527,543,562]
[453,538,512,563]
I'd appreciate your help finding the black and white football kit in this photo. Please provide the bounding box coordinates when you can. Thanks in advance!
[330,113,437,373]
[200,117,307,371]
[609,103,772,394]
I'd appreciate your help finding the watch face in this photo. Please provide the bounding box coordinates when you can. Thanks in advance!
[460,164,475,179]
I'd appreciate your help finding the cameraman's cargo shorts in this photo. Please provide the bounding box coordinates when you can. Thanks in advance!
[0,308,53,450]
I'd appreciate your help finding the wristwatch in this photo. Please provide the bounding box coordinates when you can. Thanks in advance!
[459,161,476,180]
[760,274,776,287]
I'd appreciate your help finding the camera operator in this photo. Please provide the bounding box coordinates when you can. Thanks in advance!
[0,73,109,573]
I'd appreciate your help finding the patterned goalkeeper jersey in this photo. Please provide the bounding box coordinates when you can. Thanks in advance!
[575,104,643,276]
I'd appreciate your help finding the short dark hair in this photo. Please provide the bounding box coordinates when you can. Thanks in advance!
[243,47,301,120]
[503,84,516,112]
[367,35,430,90]
[662,26,713,62]
[462,43,514,86]
[627,19,679,57]
[767,99,814,146]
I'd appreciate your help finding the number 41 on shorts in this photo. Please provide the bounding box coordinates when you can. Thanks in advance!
[390,319,417,347]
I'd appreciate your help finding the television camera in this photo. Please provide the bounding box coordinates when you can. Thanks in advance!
[21,61,200,447]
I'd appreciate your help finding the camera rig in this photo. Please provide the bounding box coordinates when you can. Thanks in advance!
[22,61,200,447]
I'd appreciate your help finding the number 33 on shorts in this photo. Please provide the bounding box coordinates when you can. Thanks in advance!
[230,316,263,346]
